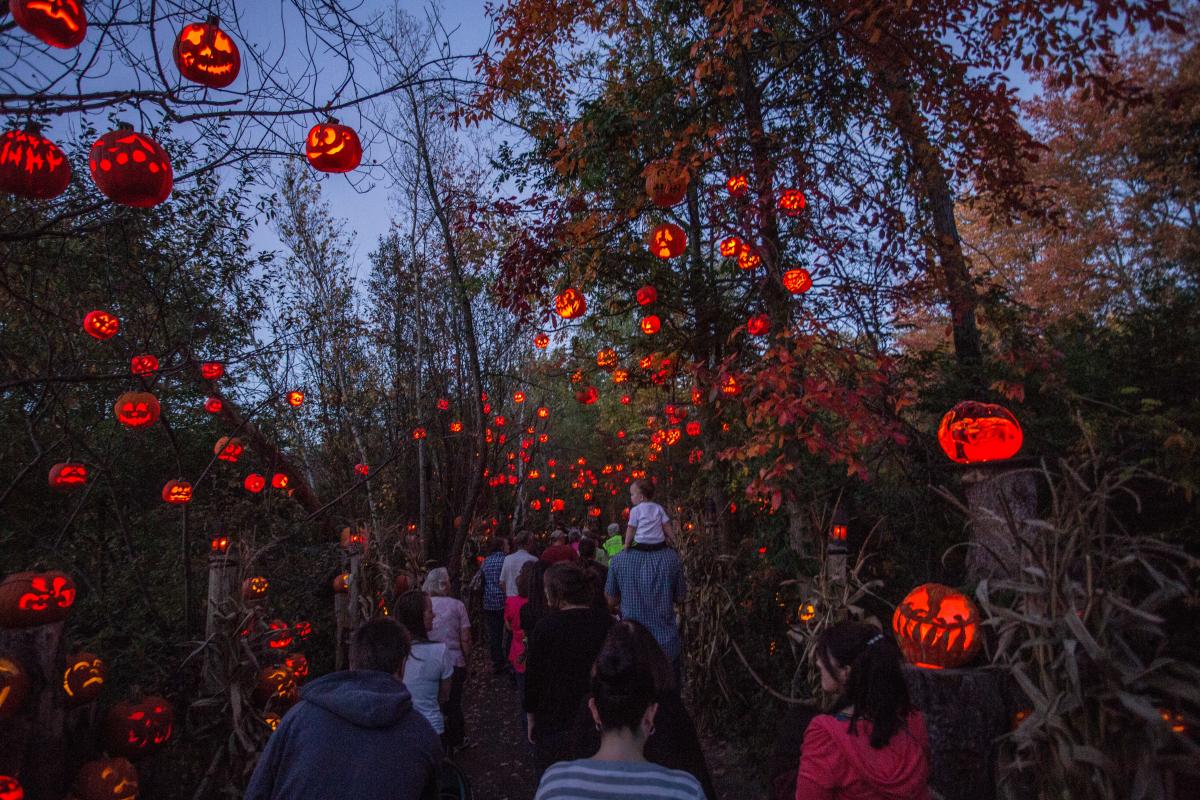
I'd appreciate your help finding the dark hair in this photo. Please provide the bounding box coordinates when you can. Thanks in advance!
[514,530,534,550]
[633,478,655,499]
[614,619,675,693]
[394,590,430,642]
[521,560,551,631]
[590,623,658,732]
[490,536,508,554]
[578,537,597,561]
[545,562,593,608]
[816,622,912,748]
[349,619,410,673]
[516,560,536,599]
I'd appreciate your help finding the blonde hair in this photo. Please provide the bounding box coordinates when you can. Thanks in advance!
[421,567,451,597]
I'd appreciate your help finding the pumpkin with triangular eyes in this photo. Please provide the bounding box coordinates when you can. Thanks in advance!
[305,121,362,173]
[554,288,586,320]
[173,17,241,89]
[102,696,174,758]
[63,652,106,705]
[10,0,87,49]
[82,310,120,340]
[0,656,31,717]
[213,436,244,463]
[129,354,159,376]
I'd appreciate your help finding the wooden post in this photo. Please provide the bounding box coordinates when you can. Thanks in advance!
[334,544,364,670]
[203,545,238,692]
[961,462,1038,582]
[0,622,68,800]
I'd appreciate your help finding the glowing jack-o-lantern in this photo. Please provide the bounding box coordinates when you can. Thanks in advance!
[640,315,661,335]
[89,125,173,208]
[286,390,305,407]
[720,375,740,397]
[173,17,241,89]
[82,310,119,340]
[412,427,427,440]
[331,573,350,593]
[0,570,76,627]
[0,656,31,717]
[294,620,313,640]
[242,576,269,600]
[199,361,224,380]
[782,268,812,294]
[263,712,281,732]
[685,421,701,436]
[129,354,159,376]
[254,665,298,706]
[536,406,549,419]
[114,392,160,429]
[74,758,138,800]
[647,223,686,259]
[596,348,618,369]
[0,775,22,800]
[10,0,88,49]
[449,421,463,433]
[284,652,310,681]
[243,473,265,493]
[266,619,294,650]
[737,243,761,270]
[620,394,632,405]
[48,461,88,490]
[62,652,105,705]
[0,127,71,200]
[354,463,370,476]
[747,314,770,336]
[161,479,192,505]
[937,401,1024,464]
[103,696,174,757]
[339,526,368,552]
[203,396,223,414]
[612,368,629,384]
[719,236,741,258]
[555,288,587,319]
[576,386,599,405]
[213,436,244,463]
[644,160,689,208]
[635,284,657,306]
[533,332,550,349]
[726,174,749,197]
[778,189,806,216]
[305,120,362,173]
[798,602,817,623]
[892,583,982,669]
[271,472,289,489]
[513,391,526,403]
[210,535,230,554]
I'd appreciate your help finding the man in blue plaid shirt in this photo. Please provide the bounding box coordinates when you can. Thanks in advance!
[604,542,686,683]
[479,537,510,674]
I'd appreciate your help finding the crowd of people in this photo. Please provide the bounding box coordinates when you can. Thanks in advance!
[245,480,932,800]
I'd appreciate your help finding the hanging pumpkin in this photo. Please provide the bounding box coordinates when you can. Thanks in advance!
[161,479,192,505]
[726,174,749,197]
[173,17,241,89]
[720,375,740,397]
[354,463,369,476]
[737,243,762,270]
[0,776,21,800]
[643,160,689,208]
[782,268,812,294]
[284,652,310,681]
[596,348,618,368]
[266,619,294,650]
[74,758,138,800]
[203,397,223,414]
[533,332,550,349]
[213,436,244,463]
[243,473,265,493]
[0,656,30,717]
[512,391,525,404]
[129,354,159,376]
[103,696,174,757]
[114,392,160,429]
[62,652,105,705]
[199,361,224,380]
[576,386,599,405]
[778,189,807,216]
[536,406,549,418]
[0,571,76,627]
[89,125,173,208]
[0,127,72,200]
[254,665,298,706]
[286,390,305,406]
[48,461,88,490]
[747,314,770,336]
[612,368,628,384]
[719,236,741,258]
[892,583,982,669]
[635,284,657,306]
[685,421,701,436]
[82,310,119,340]
[640,315,661,335]
[937,401,1024,464]
[555,288,587,319]
[412,427,427,440]
[10,0,87,49]
[647,223,686,259]
[620,394,632,405]
[242,576,269,600]
[449,421,463,433]
[305,120,362,173]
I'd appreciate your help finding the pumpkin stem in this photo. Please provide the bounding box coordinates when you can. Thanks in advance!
[206,15,221,27]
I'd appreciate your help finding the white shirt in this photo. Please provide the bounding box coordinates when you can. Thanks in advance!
[429,595,470,668]
[403,641,454,733]
[500,549,538,596]
[628,501,670,544]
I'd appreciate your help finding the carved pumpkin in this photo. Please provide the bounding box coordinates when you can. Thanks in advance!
[612,368,628,383]
[83,310,119,340]
[798,602,817,623]
[62,652,105,705]
[271,472,289,489]
[0,775,22,800]
[203,396,223,414]
[339,526,367,551]
[726,174,749,197]
[719,236,741,258]
[449,421,463,433]
[555,288,587,319]
[286,390,305,406]
[892,583,982,669]
[242,576,269,600]
[173,17,241,89]
[294,620,312,639]
[778,189,806,216]
[331,573,350,592]
[213,436,244,463]
[160,479,192,505]
[266,619,294,650]
[644,160,689,207]
[640,315,661,335]
[89,126,173,208]
[199,361,224,380]
[210,535,230,554]
[305,120,362,173]
[354,463,369,476]
[747,314,770,336]
[647,223,686,259]
[254,665,298,706]
[536,406,549,419]
[576,386,599,405]
[720,375,740,397]
[103,696,174,757]
[737,243,761,270]
[10,0,87,49]
[596,348,618,368]
[412,427,427,440]
[114,392,159,429]
[937,401,1024,464]
[129,354,159,376]
[533,332,550,349]
[685,421,701,436]
[620,394,631,405]
[284,652,309,681]
[0,571,76,627]
[0,127,71,199]
[74,758,138,800]
[635,284,657,306]
[782,268,813,294]
[243,473,265,493]
[263,712,281,732]
[513,391,525,403]
[0,656,30,716]
[48,461,88,490]
[436,398,450,411]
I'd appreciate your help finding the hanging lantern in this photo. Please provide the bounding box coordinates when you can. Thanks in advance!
[173,17,241,89]
[203,396,223,414]
[719,236,741,258]
[892,583,982,669]
[536,406,549,418]
[113,392,160,429]
[937,401,1023,464]
[737,243,762,270]
[635,285,657,306]
[647,223,686,259]
[199,361,224,380]
[596,348,618,368]
[782,268,812,294]
[513,391,526,403]
[130,354,159,376]
[555,288,587,319]
[243,473,266,493]
[213,436,244,463]
[161,479,193,504]
[10,0,87,49]
[305,120,362,173]
[533,332,550,349]
[644,159,689,208]
[640,315,661,335]
[286,390,305,407]
[88,125,173,208]
[0,127,72,200]
[778,189,806,216]
[271,472,289,489]
[412,427,427,440]
[81,310,119,340]
[747,313,770,336]
[48,462,88,490]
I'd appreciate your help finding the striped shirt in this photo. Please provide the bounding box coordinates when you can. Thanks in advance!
[605,547,686,660]
[481,551,506,610]
[535,759,704,800]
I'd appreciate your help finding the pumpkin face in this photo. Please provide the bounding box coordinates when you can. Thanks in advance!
[254,665,298,706]
[449,421,463,433]
[199,361,224,380]
[83,310,120,340]
[533,332,550,349]
[782,268,812,294]
[719,236,741,258]
[747,314,770,336]
[339,526,367,551]
[210,535,230,554]
[331,573,350,592]
[242,576,269,600]
[798,602,817,623]
[0,571,76,627]
[271,472,289,489]
[74,758,138,800]
[576,386,599,405]
[640,315,661,335]
[720,375,740,397]
[266,619,294,650]
[635,284,657,306]
[892,583,982,669]
[0,657,30,717]
[161,479,192,504]
[305,122,362,173]
[243,473,265,493]
[737,243,761,270]
[354,463,369,476]
[283,652,309,681]
[647,223,687,259]
[10,0,87,49]
[0,775,22,800]
[937,401,1024,464]
[294,620,312,639]
[555,288,587,319]
[726,174,749,197]
[203,396,223,414]
[114,392,160,429]
[286,390,304,407]
[686,421,701,436]
[213,436,244,462]
[129,354,159,376]
[103,697,174,757]
[596,348,618,368]
[48,461,88,490]
[62,652,105,704]
[173,18,241,89]
[778,189,806,216]
[89,127,173,208]
[0,128,71,199]
[644,160,689,208]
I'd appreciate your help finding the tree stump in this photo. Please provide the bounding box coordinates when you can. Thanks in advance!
[0,622,68,800]
[203,550,239,692]
[903,665,1008,800]
[961,463,1039,582]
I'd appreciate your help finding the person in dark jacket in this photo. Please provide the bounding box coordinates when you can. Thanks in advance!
[569,620,717,799]
[245,619,443,800]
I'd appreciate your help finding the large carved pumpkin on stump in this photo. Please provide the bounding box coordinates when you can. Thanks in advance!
[0,127,72,199]
[74,758,138,800]
[892,583,982,669]
[10,0,87,49]
[0,656,31,716]
[89,125,173,208]
[0,570,76,627]
[173,17,241,89]
[102,696,174,758]
[937,401,1024,464]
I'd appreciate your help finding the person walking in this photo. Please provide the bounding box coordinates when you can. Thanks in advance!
[395,590,455,739]
[506,560,535,735]
[541,529,578,564]
[501,530,539,597]
[605,530,687,684]
[480,536,510,674]
[423,567,471,752]
[577,537,609,613]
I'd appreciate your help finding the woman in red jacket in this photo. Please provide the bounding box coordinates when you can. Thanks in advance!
[795,622,931,800]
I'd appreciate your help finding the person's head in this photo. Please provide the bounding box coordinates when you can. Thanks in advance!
[588,622,659,739]
[395,590,433,641]
[607,523,620,538]
[568,529,582,544]
[525,560,551,616]
[515,530,535,552]
[544,562,593,609]
[550,529,568,544]
[516,560,536,599]
[578,537,597,561]
[814,622,912,748]
[422,567,450,597]
[611,619,675,693]
[489,536,509,554]
[630,478,654,503]
[349,618,411,674]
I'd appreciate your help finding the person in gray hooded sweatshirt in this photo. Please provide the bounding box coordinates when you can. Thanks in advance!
[246,618,443,800]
